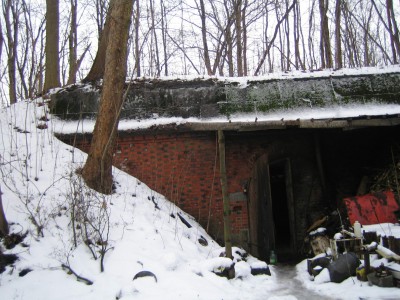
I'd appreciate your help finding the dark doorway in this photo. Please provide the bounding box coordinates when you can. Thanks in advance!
[267,159,295,262]
[269,161,291,250]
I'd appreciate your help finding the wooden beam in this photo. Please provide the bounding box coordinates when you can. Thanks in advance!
[218,130,233,261]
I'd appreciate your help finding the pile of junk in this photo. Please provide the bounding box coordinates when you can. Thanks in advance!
[305,189,400,287]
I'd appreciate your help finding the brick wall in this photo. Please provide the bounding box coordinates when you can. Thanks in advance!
[74,131,251,245]
[70,129,323,252]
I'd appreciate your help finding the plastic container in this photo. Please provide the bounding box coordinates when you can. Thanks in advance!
[354,220,362,238]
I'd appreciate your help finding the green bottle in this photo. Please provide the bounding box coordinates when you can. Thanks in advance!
[270,250,277,265]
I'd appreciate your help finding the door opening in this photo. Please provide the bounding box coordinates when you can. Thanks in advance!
[269,160,292,261]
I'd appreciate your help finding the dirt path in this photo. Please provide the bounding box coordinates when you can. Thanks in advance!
[267,264,339,300]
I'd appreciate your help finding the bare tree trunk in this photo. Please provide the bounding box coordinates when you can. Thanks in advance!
[293,0,302,70]
[44,0,61,92]
[308,0,317,69]
[0,22,3,60]
[95,0,108,41]
[198,0,212,75]
[134,0,140,76]
[282,0,290,71]
[319,0,333,69]
[334,0,343,69]
[254,0,295,75]
[149,0,160,76]
[371,0,400,64]
[277,6,284,70]
[4,0,19,104]
[17,1,46,99]
[344,2,392,66]
[386,0,400,62]
[81,0,133,194]
[242,0,248,76]
[234,0,244,76]
[67,0,78,84]
[223,1,234,77]
[0,186,9,237]
[363,7,373,66]
[83,0,115,82]
[160,0,168,76]
[226,26,234,76]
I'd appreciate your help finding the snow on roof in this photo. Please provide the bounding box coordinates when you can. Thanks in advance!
[143,64,400,86]
[51,65,400,135]
[53,103,400,135]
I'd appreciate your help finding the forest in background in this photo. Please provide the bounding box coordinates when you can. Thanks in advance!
[1,0,399,106]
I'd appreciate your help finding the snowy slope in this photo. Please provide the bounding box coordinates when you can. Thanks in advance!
[0,98,276,299]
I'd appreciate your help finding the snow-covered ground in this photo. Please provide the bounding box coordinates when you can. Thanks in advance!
[297,223,400,300]
[1,78,400,299]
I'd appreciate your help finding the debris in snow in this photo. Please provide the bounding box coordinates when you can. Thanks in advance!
[177,212,192,228]
[308,228,330,256]
[204,257,235,279]
[133,270,158,283]
[250,264,271,276]
[0,251,18,274]
[343,191,399,225]
[18,268,32,277]
[327,252,360,283]
[367,242,400,262]
[367,264,394,288]
[198,235,208,246]
[61,264,94,285]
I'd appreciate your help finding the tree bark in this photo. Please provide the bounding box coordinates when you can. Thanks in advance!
[334,0,343,69]
[43,0,61,92]
[199,0,212,75]
[386,0,400,63]
[234,0,243,76]
[0,186,9,237]
[150,0,160,76]
[242,0,248,76]
[0,23,4,61]
[254,0,295,75]
[95,0,108,41]
[81,0,133,194]
[0,22,3,60]
[4,0,18,104]
[134,0,140,76]
[67,0,78,85]
[319,0,333,69]
[83,0,115,82]
[160,0,168,76]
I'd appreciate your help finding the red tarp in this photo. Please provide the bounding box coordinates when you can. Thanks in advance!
[343,190,399,225]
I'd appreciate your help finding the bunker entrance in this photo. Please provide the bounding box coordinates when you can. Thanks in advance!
[268,159,293,262]
[249,155,296,263]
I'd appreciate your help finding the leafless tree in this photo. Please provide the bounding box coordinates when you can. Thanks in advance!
[318,0,333,69]
[254,0,295,75]
[81,0,134,194]
[17,0,45,99]
[133,0,140,76]
[3,0,20,104]
[334,0,342,69]
[371,0,400,64]
[95,0,109,41]
[43,0,61,92]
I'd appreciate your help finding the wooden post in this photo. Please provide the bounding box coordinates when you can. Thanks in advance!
[218,130,233,260]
